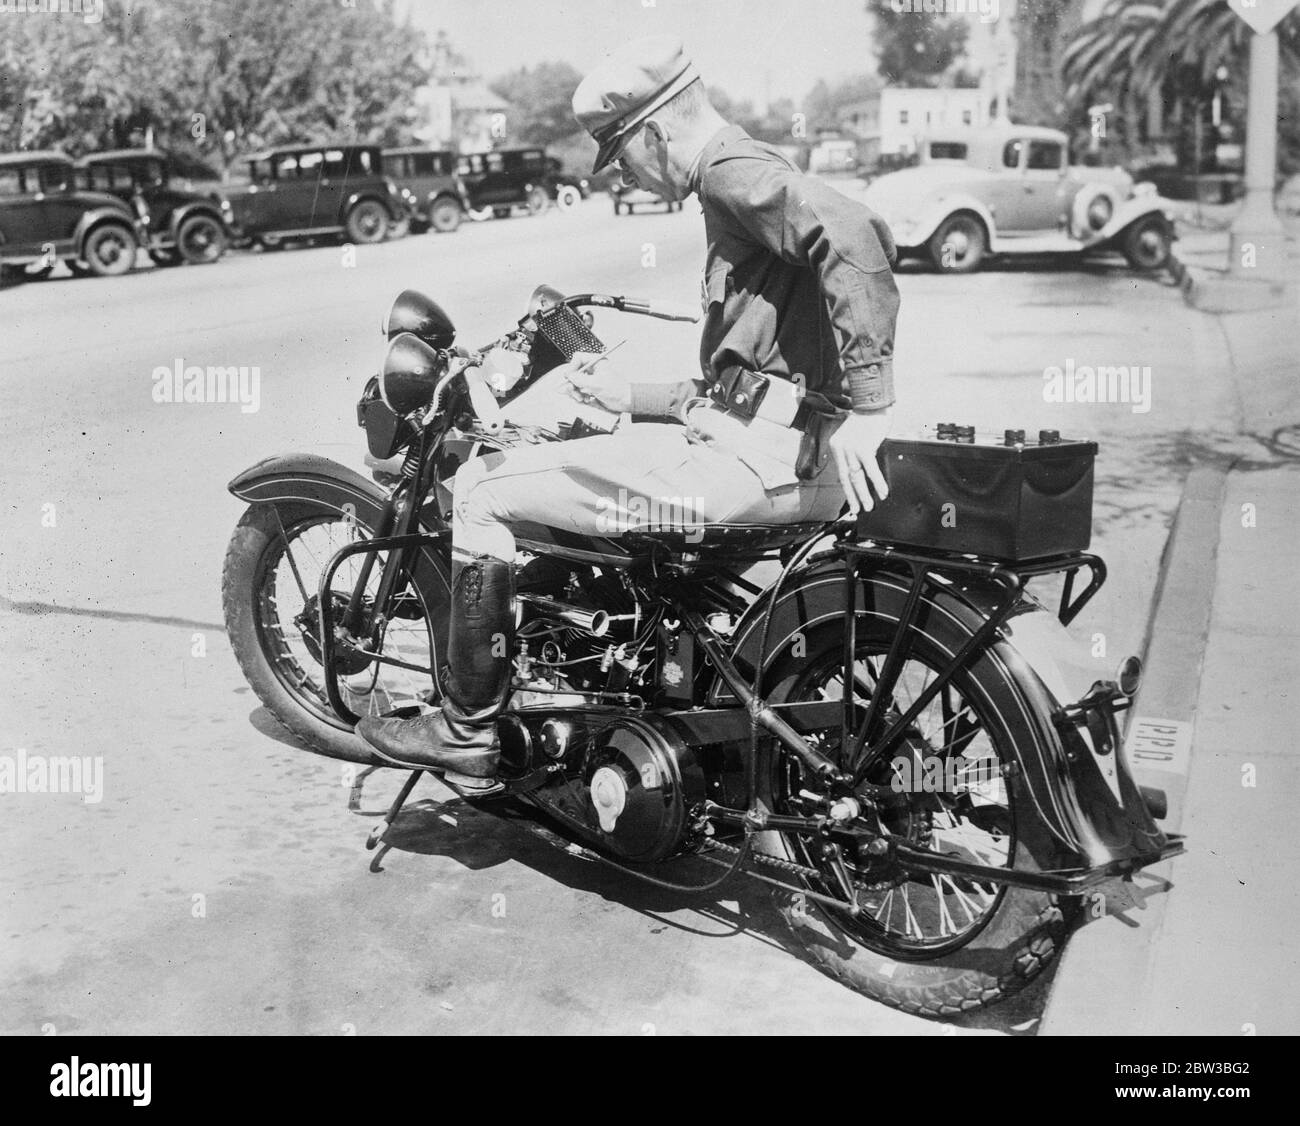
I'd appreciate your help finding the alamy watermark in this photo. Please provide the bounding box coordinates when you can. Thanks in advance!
[885,0,1000,23]
[1,749,103,803]
[152,358,261,413]
[0,0,104,24]
[595,489,708,544]
[1042,359,1152,415]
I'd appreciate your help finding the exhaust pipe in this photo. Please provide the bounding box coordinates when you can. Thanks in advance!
[517,593,610,637]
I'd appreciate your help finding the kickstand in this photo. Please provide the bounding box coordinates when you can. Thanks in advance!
[365,768,424,871]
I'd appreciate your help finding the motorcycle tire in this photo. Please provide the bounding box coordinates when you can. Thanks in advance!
[761,614,1070,1017]
[222,502,438,765]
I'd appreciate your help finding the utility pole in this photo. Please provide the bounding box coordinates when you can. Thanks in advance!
[1227,2,1293,279]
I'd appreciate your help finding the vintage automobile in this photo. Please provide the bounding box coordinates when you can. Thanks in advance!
[76,149,231,267]
[456,147,557,218]
[0,151,144,281]
[216,144,406,248]
[382,147,470,235]
[546,156,590,209]
[863,125,1175,273]
[610,182,684,215]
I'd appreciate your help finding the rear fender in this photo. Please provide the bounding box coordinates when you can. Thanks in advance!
[717,559,1170,872]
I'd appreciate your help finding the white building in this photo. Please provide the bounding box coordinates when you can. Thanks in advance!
[840,87,991,158]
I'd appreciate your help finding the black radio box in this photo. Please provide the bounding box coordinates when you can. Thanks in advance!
[857,432,1098,562]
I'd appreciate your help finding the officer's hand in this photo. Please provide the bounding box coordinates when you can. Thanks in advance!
[560,352,632,414]
[829,408,892,515]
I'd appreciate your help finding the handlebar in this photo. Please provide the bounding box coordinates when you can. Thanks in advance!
[560,293,700,324]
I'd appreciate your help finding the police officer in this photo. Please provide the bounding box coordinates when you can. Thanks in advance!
[357,35,900,789]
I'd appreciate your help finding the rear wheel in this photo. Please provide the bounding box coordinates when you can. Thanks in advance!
[345,199,389,244]
[928,214,987,274]
[763,617,1067,1016]
[177,213,227,263]
[222,504,441,763]
[429,197,462,233]
[526,185,549,215]
[82,223,138,276]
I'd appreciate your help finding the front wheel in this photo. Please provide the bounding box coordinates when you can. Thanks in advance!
[222,503,441,763]
[555,184,581,211]
[1122,216,1173,271]
[763,616,1067,1016]
[525,185,549,215]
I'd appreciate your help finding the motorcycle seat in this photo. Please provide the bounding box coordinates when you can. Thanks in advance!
[618,521,827,557]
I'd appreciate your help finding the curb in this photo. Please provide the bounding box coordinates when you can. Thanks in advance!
[1038,463,1229,1036]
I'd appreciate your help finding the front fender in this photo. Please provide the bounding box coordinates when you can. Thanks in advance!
[717,558,1169,874]
[228,452,452,620]
[1096,196,1174,243]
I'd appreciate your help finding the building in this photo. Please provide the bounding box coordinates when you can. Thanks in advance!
[840,87,991,159]
[412,31,511,152]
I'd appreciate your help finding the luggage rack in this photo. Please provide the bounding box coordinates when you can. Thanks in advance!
[835,539,1106,784]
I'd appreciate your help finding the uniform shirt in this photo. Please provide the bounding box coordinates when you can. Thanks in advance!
[631,124,900,421]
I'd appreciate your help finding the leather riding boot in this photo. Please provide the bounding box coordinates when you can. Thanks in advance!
[357,555,514,788]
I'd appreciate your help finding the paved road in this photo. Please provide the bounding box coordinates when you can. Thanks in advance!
[0,197,1240,1035]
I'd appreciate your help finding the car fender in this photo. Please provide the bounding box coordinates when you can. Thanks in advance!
[166,200,230,241]
[907,193,996,247]
[73,207,139,257]
[1096,194,1174,244]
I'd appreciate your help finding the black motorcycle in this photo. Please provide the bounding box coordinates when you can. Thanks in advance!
[222,285,1182,1016]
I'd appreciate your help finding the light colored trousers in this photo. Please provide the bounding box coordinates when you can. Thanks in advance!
[451,405,848,562]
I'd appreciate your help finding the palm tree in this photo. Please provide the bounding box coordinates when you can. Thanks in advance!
[1065,0,1298,102]
[1063,0,1300,172]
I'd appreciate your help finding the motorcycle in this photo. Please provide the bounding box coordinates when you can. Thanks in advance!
[221,284,1183,1016]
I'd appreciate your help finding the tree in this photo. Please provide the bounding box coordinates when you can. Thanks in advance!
[489,62,586,146]
[0,0,429,162]
[870,8,969,88]
[1063,0,1299,173]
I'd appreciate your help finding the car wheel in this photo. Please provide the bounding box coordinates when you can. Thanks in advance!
[386,216,412,241]
[82,223,138,277]
[556,184,581,211]
[429,198,462,233]
[177,214,228,264]
[928,214,987,274]
[1122,216,1173,271]
[526,186,549,215]
[345,200,389,244]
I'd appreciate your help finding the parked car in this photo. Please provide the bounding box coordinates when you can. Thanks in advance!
[76,149,230,267]
[863,124,1176,273]
[546,156,590,209]
[457,147,555,218]
[0,151,143,281]
[216,145,405,248]
[610,181,683,215]
[382,147,469,234]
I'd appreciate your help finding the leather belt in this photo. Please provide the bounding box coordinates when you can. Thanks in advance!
[706,366,816,431]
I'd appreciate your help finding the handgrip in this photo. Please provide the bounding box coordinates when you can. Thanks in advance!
[464,367,504,434]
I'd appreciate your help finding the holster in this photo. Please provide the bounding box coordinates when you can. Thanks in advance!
[795,411,837,481]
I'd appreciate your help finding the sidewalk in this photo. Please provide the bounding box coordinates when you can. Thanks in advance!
[1168,205,1300,312]
[1042,290,1300,1035]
